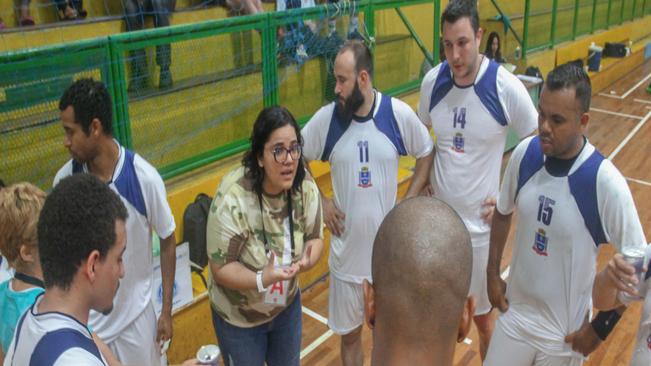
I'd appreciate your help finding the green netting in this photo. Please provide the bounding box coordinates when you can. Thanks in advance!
[0,0,438,188]
[0,41,114,190]
[121,29,265,173]
[486,0,647,55]
[2,0,648,189]
[374,3,434,91]
[593,0,609,28]
[526,0,553,51]
[555,0,577,43]
[622,0,635,21]
[575,0,596,36]
[609,0,623,24]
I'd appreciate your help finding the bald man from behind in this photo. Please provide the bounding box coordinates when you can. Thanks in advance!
[363,197,475,366]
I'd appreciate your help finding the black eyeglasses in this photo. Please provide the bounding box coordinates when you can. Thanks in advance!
[271,144,302,163]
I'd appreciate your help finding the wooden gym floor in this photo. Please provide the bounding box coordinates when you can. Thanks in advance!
[297,58,651,366]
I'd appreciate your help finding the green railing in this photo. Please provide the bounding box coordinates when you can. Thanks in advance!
[0,0,439,189]
[488,0,650,57]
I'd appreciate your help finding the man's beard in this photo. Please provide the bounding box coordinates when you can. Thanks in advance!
[336,81,365,122]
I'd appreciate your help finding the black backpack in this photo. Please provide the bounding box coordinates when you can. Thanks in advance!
[182,193,213,286]
[604,42,627,58]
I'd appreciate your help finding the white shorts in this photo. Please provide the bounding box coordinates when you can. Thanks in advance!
[328,276,364,335]
[484,321,583,366]
[107,301,162,366]
[469,244,491,316]
[631,340,651,366]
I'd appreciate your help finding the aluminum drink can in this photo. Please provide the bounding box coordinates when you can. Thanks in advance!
[196,344,221,365]
[621,252,646,301]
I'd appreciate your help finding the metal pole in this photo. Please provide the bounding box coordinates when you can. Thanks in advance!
[522,0,531,55]
[619,0,626,23]
[550,0,559,46]
[572,0,580,39]
[591,0,598,32]
[261,14,278,107]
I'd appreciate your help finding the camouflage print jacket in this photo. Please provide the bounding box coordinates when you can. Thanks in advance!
[206,166,323,327]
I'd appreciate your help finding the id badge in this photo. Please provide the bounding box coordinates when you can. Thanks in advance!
[263,217,293,306]
[264,279,289,306]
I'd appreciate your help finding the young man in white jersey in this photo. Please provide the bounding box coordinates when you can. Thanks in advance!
[485,63,647,366]
[301,40,434,366]
[364,197,475,366]
[53,79,177,365]
[417,0,538,358]
[5,174,127,365]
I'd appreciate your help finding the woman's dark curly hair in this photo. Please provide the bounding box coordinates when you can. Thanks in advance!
[242,106,306,195]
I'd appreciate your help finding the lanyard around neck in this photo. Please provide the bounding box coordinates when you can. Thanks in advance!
[257,191,296,257]
[14,272,45,288]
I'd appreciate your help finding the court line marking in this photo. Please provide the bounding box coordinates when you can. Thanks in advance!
[626,177,651,187]
[300,330,335,359]
[302,306,328,325]
[598,73,651,99]
[299,264,513,356]
[634,98,651,105]
[608,110,651,160]
[590,107,643,120]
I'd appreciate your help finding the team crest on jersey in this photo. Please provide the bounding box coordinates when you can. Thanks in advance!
[533,228,549,256]
[452,132,465,153]
[358,166,372,188]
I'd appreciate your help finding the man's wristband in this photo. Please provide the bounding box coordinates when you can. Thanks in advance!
[590,310,622,340]
[256,270,267,293]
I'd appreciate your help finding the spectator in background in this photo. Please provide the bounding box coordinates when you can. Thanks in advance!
[226,0,263,14]
[484,31,505,63]
[0,183,46,364]
[55,0,86,20]
[18,0,35,26]
[124,0,176,91]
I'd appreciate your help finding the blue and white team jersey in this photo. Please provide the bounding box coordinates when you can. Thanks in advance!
[496,136,647,357]
[302,91,433,283]
[418,57,537,247]
[53,140,176,342]
[620,244,651,366]
[4,294,106,366]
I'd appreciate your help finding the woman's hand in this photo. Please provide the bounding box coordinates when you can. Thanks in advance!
[261,252,300,287]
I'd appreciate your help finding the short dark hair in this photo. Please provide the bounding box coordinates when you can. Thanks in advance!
[242,106,306,195]
[545,63,592,113]
[38,174,127,290]
[59,78,113,136]
[338,40,374,79]
[441,0,480,34]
